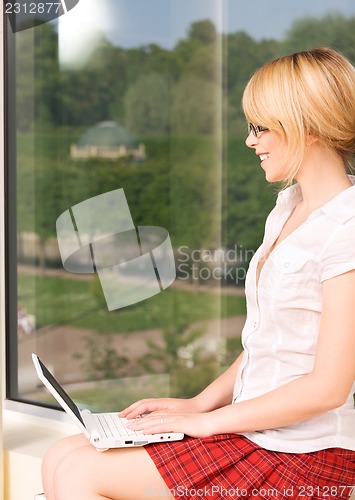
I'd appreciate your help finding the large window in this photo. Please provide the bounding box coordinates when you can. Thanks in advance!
[4,0,355,413]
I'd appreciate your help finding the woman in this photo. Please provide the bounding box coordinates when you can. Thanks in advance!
[42,47,355,499]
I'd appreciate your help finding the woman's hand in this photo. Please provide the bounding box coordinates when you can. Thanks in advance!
[126,411,214,439]
[120,397,199,420]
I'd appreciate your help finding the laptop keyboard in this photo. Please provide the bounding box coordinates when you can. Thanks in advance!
[95,413,144,438]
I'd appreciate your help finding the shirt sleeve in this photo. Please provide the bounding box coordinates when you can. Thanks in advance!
[320,221,355,282]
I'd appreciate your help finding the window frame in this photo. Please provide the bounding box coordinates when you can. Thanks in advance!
[1,13,65,421]
[4,14,18,405]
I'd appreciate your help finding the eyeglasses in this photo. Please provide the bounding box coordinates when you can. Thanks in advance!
[247,123,269,137]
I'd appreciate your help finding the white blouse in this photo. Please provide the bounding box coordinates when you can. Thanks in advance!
[233,176,355,453]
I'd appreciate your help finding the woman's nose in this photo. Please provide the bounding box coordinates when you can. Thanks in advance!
[245,131,258,148]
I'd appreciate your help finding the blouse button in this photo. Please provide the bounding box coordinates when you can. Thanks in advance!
[284,261,290,268]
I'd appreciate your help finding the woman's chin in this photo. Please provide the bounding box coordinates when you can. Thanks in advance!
[264,168,288,184]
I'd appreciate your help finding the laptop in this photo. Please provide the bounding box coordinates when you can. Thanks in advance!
[32,353,184,451]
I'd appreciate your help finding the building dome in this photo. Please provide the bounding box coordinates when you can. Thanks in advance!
[71,121,145,160]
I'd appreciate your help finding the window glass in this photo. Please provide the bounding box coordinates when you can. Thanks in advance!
[5,0,355,412]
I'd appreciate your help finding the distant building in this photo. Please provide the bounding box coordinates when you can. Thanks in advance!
[70,121,146,160]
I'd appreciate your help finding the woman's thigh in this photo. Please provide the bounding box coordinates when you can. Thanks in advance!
[42,434,92,498]
[42,434,88,477]
[53,443,170,500]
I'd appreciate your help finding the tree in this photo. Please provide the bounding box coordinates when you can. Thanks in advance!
[74,333,128,381]
[188,19,217,45]
[223,138,276,252]
[140,293,218,397]
[283,14,355,63]
[124,73,171,135]
[173,20,217,73]
[171,75,219,136]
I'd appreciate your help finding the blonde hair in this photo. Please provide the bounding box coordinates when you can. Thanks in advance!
[242,47,355,185]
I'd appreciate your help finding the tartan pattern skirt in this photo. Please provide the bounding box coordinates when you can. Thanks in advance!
[146,434,355,499]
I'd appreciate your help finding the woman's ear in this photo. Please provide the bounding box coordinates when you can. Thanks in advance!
[305,134,319,146]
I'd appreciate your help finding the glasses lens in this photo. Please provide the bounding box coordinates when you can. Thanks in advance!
[247,123,256,136]
[247,123,268,137]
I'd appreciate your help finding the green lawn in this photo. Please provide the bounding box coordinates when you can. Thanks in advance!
[18,273,246,334]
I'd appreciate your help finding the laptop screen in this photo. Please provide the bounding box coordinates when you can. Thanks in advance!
[36,356,85,427]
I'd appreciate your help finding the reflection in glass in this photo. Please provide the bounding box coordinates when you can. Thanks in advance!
[9,0,355,411]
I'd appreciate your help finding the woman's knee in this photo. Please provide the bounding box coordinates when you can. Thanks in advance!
[50,445,169,500]
[44,440,96,499]
[52,446,84,491]
[42,434,87,484]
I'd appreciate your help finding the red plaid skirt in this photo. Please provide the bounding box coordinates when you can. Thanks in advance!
[146,434,355,499]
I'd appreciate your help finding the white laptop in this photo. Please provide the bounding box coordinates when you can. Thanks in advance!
[32,353,184,451]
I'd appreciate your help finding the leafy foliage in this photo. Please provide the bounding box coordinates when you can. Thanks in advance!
[15,13,355,257]
[14,12,355,399]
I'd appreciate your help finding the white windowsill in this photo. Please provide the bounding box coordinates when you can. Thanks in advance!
[4,400,78,455]
[3,401,78,500]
